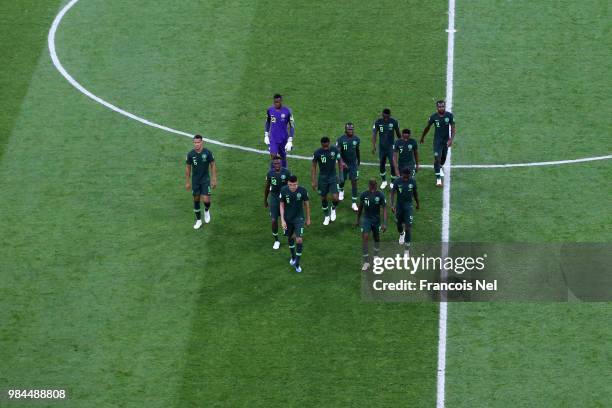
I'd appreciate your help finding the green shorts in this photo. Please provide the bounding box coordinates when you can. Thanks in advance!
[398,163,416,177]
[379,145,394,164]
[286,220,305,238]
[360,217,381,234]
[341,163,359,182]
[192,178,211,196]
[433,138,449,158]
[268,195,280,219]
[317,175,339,196]
[395,205,414,226]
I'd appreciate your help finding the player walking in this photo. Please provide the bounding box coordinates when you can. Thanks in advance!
[280,175,311,273]
[420,100,455,187]
[264,94,295,168]
[336,122,361,211]
[393,128,419,177]
[356,179,387,271]
[185,135,217,229]
[372,108,401,189]
[311,137,343,225]
[264,156,292,250]
[390,168,420,255]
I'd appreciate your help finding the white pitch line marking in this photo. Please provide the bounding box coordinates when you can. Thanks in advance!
[47,0,610,170]
[437,0,455,407]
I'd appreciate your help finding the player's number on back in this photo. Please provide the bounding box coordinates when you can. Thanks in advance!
[321,156,327,163]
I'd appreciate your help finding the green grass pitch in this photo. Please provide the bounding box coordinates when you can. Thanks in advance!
[1,0,610,407]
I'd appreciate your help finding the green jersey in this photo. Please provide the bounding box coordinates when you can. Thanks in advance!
[186,148,214,182]
[360,190,386,221]
[266,168,292,197]
[393,138,418,169]
[373,117,399,148]
[428,111,455,141]
[280,185,309,223]
[336,134,361,165]
[392,177,417,207]
[312,146,340,177]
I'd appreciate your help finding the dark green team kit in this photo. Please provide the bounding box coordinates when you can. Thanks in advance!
[393,138,418,174]
[428,111,455,157]
[280,185,309,238]
[373,117,400,161]
[336,134,360,181]
[312,146,341,196]
[266,168,292,219]
[392,177,417,225]
[359,190,386,233]
[186,148,215,196]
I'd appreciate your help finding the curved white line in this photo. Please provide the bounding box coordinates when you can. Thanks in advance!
[48,0,612,169]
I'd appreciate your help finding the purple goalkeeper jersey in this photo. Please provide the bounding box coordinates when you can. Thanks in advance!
[266,106,294,143]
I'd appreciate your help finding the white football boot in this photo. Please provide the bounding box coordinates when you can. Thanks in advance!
[436,178,442,187]
[351,203,359,212]
[323,216,331,226]
[273,241,281,250]
[204,210,211,223]
[380,180,388,190]
[398,232,405,245]
[330,208,337,222]
[193,219,202,230]
[338,190,345,201]
[362,262,370,271]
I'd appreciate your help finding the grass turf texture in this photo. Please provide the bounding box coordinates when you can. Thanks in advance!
[1,0,610,407]
[445,1,612,407]
[1,1,447,407]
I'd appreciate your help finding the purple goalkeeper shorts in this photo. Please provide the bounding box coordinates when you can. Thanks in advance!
[269,141,287,158]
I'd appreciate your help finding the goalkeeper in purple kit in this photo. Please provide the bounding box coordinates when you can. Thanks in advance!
[264,94,295,167]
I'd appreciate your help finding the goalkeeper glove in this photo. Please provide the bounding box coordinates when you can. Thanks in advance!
[264,132,270,145]
[285,138,293,152]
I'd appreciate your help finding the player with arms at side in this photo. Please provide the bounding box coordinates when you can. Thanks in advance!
[390,168,420,255]
[393,128,419,178]
[419,100,455,187]
[264,156,292,250]
[185,135,217,229]
[280,175,311,273]
[336,122,361,211]
[372,108,401,189]
[311,136,343,226]
[264,94,295,168]
[356,179,387,271]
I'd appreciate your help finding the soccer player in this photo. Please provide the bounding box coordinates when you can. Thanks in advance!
[264,156,292,250]
[356,179,387,271]
[372,108,401,189]
[336,122,361,211]
[264,94,295,168]
[185,135,217,229]
[390,168,420,255]
[393,128,419,177]
[311,136,343,225]
[420,100,455,187]
[280,175,311,273]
